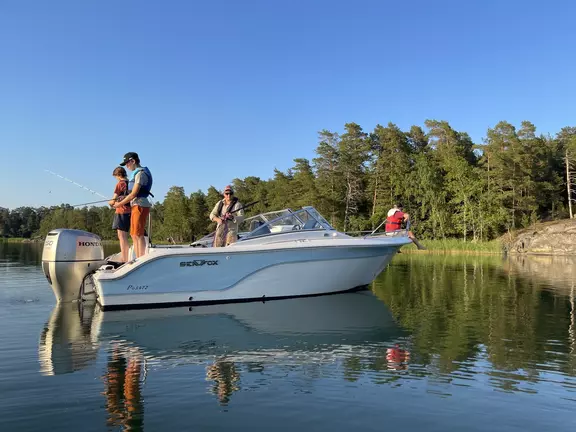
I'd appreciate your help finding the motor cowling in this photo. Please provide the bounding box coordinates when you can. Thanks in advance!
[41,229,107,303]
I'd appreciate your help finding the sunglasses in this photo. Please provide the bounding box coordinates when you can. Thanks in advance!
[224,192,233,195]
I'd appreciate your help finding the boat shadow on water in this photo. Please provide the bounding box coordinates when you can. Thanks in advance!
[38,291,411,409]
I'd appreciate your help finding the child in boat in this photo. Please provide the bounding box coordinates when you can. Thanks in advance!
[109,167,131,262]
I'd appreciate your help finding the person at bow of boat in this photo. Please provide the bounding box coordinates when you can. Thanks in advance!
[113,152,153,258]
[209,185,245,247]
[108,167,131,263]
[385,204,426,250]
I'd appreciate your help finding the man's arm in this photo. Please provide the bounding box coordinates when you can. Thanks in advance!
[108,191,119,207]
[210,202,222,224]
[114,183,140,208]
[232,202,245,224]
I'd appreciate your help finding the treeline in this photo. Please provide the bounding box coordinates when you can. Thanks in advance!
[3,120,576,242]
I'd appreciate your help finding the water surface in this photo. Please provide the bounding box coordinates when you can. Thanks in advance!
[1,243,575,431]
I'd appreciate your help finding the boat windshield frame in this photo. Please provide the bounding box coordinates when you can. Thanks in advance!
[238,206,335,241]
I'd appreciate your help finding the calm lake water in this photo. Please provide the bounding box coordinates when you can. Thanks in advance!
[1,243,576,431]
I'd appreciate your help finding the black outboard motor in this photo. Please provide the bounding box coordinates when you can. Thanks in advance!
[41,229,107,303]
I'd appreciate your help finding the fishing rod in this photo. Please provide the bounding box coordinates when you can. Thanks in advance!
[70,199,113,207]
[218,200,262,222]
[44,169,108,199]
[229,200,260,215]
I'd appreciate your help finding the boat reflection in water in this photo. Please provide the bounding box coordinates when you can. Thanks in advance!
[38,301,100,376]
[39,291,409,410]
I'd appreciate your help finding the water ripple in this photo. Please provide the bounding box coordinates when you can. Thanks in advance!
[2,246,576,431]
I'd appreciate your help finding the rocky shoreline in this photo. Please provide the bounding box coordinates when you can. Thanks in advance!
[502,219,576,255]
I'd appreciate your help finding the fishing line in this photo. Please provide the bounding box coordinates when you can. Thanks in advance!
[44,169,108,199]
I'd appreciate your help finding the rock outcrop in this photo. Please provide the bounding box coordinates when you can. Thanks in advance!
[503,219,576,255]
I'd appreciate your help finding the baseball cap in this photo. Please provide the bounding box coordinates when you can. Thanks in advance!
[120,152,139,166]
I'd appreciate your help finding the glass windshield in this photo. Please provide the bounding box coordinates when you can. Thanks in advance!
[304,207,334,230]
[240,207,327,240]
[238,209,292,234]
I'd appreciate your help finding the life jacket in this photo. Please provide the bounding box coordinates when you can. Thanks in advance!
[385,210,404,231]
[217,197,238,217]
[128,167,154,198]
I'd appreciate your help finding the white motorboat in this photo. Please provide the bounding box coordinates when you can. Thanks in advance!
[41,206,411,310]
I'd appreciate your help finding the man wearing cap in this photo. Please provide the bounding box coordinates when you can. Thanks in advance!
[209,185,245,247]
[113,152,153,258]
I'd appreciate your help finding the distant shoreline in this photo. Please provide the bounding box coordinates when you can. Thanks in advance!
[1,236,506,254]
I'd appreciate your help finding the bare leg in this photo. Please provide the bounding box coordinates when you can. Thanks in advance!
[117,230,130,262]
[131,234,139,258]
[135,235,146,257]
[408,231,426,250]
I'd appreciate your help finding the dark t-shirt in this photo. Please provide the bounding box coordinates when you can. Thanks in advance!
[114,181,131,214]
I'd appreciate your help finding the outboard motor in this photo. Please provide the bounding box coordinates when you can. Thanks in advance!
[41,229,107,303]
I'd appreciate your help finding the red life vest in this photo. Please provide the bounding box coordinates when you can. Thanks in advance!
[385,211,404,232]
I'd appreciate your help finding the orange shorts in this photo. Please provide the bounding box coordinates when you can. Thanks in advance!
[130,206,150,236]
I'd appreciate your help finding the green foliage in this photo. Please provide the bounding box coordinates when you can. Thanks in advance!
[368,122,411,226]
[1,120,574,243]
[162,186,191,242]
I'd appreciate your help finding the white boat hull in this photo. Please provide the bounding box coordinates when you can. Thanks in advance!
[92,238,408,310]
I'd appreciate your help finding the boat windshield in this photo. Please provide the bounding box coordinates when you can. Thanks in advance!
[239,207,334,240]
[303,206,333,230]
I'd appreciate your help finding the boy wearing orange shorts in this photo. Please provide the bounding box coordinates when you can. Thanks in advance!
[113,152,153,258]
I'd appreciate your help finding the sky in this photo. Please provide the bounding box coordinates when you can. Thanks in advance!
[1,0,575,209]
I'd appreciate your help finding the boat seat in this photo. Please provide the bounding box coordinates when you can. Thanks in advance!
[253,225,271,236]
[250,220,263,231]
[302,219,318,230]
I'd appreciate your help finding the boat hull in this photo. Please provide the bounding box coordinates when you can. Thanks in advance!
[93,240,405,310]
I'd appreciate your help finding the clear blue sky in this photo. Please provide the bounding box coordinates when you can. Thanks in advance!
[1,0,575,209]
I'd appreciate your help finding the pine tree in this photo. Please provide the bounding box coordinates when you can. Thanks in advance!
[368,122,411,226]
[163,186,191,242]
[338,123,369,232]
[313,130,341,227]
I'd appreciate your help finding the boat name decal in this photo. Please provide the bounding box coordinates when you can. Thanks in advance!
[180,260,219,267]
[78,241,101,247]
[127,284,148,291]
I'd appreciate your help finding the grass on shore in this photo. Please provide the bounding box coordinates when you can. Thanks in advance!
[402,238,503,254]
[0,237,35,243]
